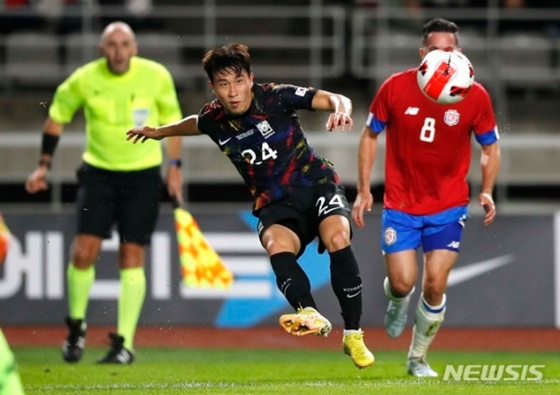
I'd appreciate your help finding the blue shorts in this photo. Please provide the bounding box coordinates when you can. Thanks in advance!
[381,206,469,254]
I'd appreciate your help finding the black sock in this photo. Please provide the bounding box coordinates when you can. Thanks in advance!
[330,246,362,330]
[270,252,316,311]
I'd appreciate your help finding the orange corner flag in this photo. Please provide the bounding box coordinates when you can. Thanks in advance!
[0,212,11,265]
[174,204,233,289]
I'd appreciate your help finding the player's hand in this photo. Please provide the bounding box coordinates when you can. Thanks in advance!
[479,192,496,226]
[351,192,373,229]
[126,126,161,143]
[326,112,353,132]
[25,167,49,194]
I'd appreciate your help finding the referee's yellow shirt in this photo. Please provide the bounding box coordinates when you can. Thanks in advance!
[49,56,183,171]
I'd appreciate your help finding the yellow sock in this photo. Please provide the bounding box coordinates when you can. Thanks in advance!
[118,267,146,350]
[67,264,95,319]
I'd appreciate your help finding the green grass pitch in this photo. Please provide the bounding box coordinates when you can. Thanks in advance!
[15,347,560,395]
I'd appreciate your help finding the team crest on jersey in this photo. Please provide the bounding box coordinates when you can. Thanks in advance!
[443,109,460,126]
[295,87,308,97]
[256,120,275,139]
[384,227,397,246]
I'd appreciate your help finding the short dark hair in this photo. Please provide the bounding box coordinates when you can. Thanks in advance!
[422,18,459,46]
[202,43,251,83]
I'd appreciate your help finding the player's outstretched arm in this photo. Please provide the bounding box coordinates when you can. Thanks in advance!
[311,90,353,132]
[127,115,200,143]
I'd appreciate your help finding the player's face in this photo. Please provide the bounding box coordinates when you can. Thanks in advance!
[100,27,138,75]
[419,32,459,59]
[211,69,254,116]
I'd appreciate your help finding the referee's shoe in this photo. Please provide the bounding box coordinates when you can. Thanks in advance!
[97,333,134,364]
[62,317,86,363]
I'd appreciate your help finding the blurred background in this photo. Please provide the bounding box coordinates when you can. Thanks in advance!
[0,0,559,330]
[0,0,558,207]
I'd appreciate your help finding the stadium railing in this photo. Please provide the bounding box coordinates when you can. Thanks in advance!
[1,131,558,208]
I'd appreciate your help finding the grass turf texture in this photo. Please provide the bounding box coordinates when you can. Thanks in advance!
[15,348,560,395]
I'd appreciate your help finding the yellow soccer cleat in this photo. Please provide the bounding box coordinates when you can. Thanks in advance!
[343,330,375,369]
[279,307,332,337]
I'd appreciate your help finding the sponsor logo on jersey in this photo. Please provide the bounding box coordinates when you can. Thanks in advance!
[384,227,397,245]
[236,130,255,140]
[404,107,419,115]
[444,109,460,126]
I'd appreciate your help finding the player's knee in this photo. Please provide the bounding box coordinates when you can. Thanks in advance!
[389,279,415,297]
[70,245,95,267]
[264,238,299,256]
[422,281,447,303]
[323,230,350,252]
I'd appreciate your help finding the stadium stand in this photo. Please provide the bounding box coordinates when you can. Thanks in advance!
[0,2,558,206]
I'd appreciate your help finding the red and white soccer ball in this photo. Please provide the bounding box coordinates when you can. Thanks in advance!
[417,49,474,104]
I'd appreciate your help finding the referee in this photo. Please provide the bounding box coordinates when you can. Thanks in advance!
[25,21,184,364]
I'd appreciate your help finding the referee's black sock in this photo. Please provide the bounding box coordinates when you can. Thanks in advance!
[270,252,316,311]
[330,245,363,330]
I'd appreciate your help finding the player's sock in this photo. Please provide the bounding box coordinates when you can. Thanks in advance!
[67,263,95,319]
[0,330,25,395]
[330,246,363,330]
[118,267,146,350]
[409,293,446,358]
[270,252,316,310]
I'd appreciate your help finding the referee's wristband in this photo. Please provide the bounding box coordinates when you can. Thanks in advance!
[168,159,182,168]
[41,133,59,156]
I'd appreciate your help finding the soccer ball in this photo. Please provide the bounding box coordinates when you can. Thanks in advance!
[417,49,474,104]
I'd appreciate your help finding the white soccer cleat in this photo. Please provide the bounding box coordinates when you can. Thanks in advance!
[407,356,438,378]
[384,278,413,338]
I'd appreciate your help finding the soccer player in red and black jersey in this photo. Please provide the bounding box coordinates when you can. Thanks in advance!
[352,18,501,377]
[127,43,374,369]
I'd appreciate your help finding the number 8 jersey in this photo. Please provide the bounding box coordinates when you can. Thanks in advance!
[197,83,341,213]
[367,68,499,215]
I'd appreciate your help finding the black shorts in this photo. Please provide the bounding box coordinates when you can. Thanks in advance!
[75,163,163,245]
[256,183,352,256]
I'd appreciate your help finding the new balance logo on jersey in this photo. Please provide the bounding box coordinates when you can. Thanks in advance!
[447,241,461,249]
[404,107,419,115]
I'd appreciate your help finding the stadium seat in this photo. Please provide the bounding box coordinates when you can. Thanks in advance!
[497,31,555,88]
[135,32,193,89]
[377,29,421,77]
[457,28,491,83]
[4,32,64,88]
[63,33,100,75]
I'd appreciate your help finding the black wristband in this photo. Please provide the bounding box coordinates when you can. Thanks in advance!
[41,133,59,156]
[168,159,182,168]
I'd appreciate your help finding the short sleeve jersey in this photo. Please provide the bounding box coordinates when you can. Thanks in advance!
[49,56,183,171]
[367,69,499,215]
[197,83,341,212]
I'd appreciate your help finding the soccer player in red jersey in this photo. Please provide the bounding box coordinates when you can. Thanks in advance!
[352,18,501,377]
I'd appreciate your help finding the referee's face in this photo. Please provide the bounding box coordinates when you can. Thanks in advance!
[100,26,138,75]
